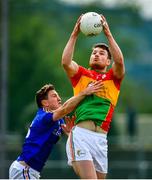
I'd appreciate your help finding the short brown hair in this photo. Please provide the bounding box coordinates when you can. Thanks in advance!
[35,84,55,108]
[92,43,111,60]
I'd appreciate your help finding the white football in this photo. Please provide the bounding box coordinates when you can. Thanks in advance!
[80,12,103,36]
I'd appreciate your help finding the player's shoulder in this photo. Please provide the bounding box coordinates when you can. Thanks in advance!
[37,108,53,121]
[79,65,95,75]
[105,68,114,77]
[78,65,88,72]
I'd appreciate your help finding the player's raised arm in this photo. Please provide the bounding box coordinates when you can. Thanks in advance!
[53,80,103,121]
[62,16,82,78]
[101,15,125,79]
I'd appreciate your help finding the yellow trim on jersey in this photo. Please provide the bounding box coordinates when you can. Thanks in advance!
[73,76,119,106]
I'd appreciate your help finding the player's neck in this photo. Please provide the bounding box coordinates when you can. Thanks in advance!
[90,67,107,73]
[96,69,106,73]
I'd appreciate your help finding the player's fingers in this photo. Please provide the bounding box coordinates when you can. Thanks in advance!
[94,79,102,84]
[100,14,104,23]
[94,85,103,90]
[93,83,104,91]
[89,80,100,86]
[61,124,66,130]
[61,124,66,127]
[93,82,104,89]
[71,115,76,120]
[93,80,103,86]
[100,14,106,21]
[100,15,108,27]
[102,21,107,26]
[64,116,69,121]
[79,14,84,19]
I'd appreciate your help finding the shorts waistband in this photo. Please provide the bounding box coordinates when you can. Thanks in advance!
[16,160,40,173]
[73,126,107,138]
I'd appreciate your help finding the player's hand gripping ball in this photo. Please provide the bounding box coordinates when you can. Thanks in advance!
[80,12,103,36]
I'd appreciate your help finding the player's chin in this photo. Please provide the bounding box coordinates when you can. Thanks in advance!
[90,63,104,69]
[54,104,62,110]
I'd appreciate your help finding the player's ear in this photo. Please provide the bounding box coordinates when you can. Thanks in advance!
[107,59,111,66]
[41,99,49,107]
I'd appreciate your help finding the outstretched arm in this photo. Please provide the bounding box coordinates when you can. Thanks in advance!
[101,15,125,79]
[62,15,82,77]
[53,80,103,121]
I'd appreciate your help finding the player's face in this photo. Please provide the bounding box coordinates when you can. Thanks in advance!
[89,47,111,70]
[46,90,62,110]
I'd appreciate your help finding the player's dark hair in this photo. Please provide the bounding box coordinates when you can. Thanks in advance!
[35,84,55,108]
[92,43,111,60]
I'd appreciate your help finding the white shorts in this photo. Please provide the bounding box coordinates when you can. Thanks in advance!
[66,126,108,173]
[9,161,40,179]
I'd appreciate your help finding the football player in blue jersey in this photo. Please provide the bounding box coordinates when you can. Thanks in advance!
[9,81,103,179]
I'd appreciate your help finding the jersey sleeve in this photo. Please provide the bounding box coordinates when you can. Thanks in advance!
[43,112,65,125]
[109,68,123,90]
[70,66,86,87]
[43,112,54,124]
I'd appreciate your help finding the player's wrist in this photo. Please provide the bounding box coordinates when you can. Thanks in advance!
[79,90,86,97]
[71,31,79,38]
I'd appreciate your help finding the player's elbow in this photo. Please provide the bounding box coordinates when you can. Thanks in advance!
[62,59,73,73]
[62,61,68,68]
[115,56,124,68]
[61,56,69,68]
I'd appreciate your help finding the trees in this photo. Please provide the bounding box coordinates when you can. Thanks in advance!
[6,0,152,131]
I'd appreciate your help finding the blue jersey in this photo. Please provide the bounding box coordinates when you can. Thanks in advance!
[17,108,64,172]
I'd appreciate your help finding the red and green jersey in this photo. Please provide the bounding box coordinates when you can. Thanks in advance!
[70,66,123,132]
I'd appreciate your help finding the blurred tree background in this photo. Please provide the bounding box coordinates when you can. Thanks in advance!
[0,0,152,178]
[6,0,152,132]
